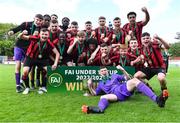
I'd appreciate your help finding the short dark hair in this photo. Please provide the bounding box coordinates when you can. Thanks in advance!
[142,32,150,37]
[40,28,49,32]
[59,32,66,38]
[113,17,120,21]
[51,14,58,18]
[71,21,78,26]
[43,14,51,19]
[87,38,98,46]
[99,66,107,70]
[62,17,70,22]
[51,19,58,24]
[44,14,51,18]
[85,21,92,24]
[99,16,106,20]
[35,14,43,20]
[127,12,137,18]
[100,43,108,47]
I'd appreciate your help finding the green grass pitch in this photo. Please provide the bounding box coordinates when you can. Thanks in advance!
[0,64,180,122]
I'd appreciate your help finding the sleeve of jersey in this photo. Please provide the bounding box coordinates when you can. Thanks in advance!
[116,74,126,82]
[47,40,55,50]
[90,55,101,66]
[110,55,119,63]
[69,38,75,45]
[121,29,126,44]
[10,22,26,33]
[95,82,103,95]
[29,35,38,42]
[152,41,162,51]
[138,21,144,28]
[122,23,128,31]
[52,39,58,45]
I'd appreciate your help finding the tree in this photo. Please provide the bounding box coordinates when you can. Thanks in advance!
[0,40,14,56]
[0,23,16,56]
[169,42,180,57]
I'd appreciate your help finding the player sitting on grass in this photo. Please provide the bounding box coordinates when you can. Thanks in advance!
[82,65,168,114]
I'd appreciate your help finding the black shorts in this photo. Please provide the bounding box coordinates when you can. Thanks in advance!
[23,56,49,68]
[139,67,166,80]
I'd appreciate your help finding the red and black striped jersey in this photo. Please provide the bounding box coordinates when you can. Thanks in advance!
[26,36,55,59]
[123,21,143,46]
[142,42,166,68]
[94,26,111,45]
[110,28,126,44]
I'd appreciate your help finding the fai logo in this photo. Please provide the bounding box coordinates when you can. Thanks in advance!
[48,73,63,87]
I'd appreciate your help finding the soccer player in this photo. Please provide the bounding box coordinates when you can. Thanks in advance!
[8,14,43,93]
[42,14,51,28]
[67,30,88,66]
[82,65,168,114]
[77,38,99,66]
[84,21,94,41]
[110,17,126,45]
[134,32,170,93]
[67,21,79,38]
[110,44,131,66]
[35,14,51,88]
[94,16,110,45]
[128,38,144,70]
[51,14,58,21]
[123,7,150,46]
[88,43,113,66]
[52,32,70,66]
[18,28,60,94]
[60,17,70,32]
[49,19,61,42]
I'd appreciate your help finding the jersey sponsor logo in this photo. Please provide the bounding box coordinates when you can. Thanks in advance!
[48,73,63,87]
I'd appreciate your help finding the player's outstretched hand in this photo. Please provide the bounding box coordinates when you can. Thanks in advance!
[51,64,57,71]
[141,7,147,12]
[22,30,28,35]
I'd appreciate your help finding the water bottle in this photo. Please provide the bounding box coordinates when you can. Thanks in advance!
[108,21,113,32]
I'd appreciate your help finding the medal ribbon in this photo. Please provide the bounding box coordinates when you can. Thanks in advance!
[86,32,91,40]
[120,56,127,67]
[100,27,106,36]
[58,43,65,56]
[136,48,139,56]
[31,23,36,35]
[129,23,137,37]
[145,47,152,59]
[78,43,84,55]
[38,40,47,56]
[50,32,53,42]
[115,30,122,43]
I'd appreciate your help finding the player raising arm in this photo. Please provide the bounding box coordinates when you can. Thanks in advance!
[18,28,60,94]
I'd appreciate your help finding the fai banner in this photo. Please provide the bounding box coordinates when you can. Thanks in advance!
[47,66,135,92]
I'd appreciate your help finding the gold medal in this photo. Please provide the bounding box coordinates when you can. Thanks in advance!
[38,54,42,59]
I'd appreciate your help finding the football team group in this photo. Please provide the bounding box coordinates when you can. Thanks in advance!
[8,7,170,113]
